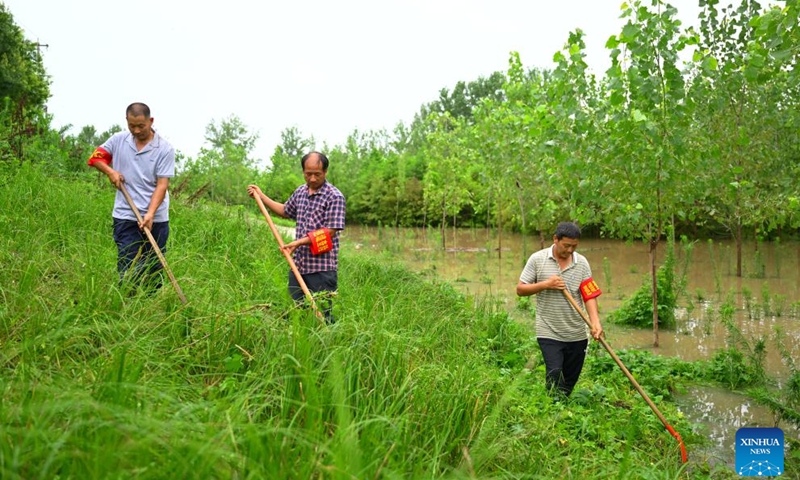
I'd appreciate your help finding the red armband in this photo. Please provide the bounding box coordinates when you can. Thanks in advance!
[308,229,333,255]
[579,277,602,301]
[87,147,112,166]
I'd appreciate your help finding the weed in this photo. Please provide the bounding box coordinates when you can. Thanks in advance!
[772,294,786,317]
[695,288,706,302]
[748,327,800,432]
[790,300,800,319]
[761,283,772,317]
[610,241,677,329]
[748,246,766,279]
[603,256,612,294]
[515,295,532,312]
[718,290,736,322]
[707,239,722,298]
[741,286,756,319]
[709,318,767,390]
[676,235,695,301]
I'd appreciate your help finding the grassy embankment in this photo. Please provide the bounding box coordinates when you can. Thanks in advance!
[0,162,751,479]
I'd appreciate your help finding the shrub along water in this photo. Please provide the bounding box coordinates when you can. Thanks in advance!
[0,162,761,479]
[609,240,678,329]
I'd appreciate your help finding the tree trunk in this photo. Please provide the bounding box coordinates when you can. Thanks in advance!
[452,211,457,252]
[422,209,428,248]
[516,192,527,262]
[650,238,660,348]
[736,221,743,277]
[497,208,502,260]
[441,195,446,251]
[394,196,400,237]
[486,190,491,244]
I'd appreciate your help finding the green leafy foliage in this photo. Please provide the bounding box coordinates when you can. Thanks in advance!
[2,0,798,473]
[610,244,677,328]
[262,126,308,202]
[587,348,706,399]
[690,0,800,276]
[178,115,264,205]
[708,317,768,390]
[419,71,506,121]
[709,346,765,390]
[473,311,537,371]
[0,5,51,161]
[0,5,49,107]
[746,327,800,429]
[0,162,711,478]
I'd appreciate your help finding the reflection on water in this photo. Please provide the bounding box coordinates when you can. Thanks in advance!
[608,304,800,377]
[343,226,800,463]
[678,386,799,468]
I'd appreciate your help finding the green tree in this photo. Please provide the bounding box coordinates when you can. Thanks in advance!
[0,3,51,160]
[690,0,799,275]
[0,5,49,107]
[60,124,122,173]
[422,72,506,122]
[750,0,800,85]
[181,115,260,205]
[470,58,560,258]
[546,31,609,230]
[263,126,311,202]
[422,113,476,248]
[600,0,697,346]
[329,129,387,225]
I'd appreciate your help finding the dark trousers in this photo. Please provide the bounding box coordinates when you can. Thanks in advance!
[113,218,169,291]
[288,270,337,323]
[537,337,589,398]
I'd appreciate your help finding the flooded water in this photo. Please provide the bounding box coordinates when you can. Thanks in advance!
[679,385,798,468]
[342,226,800,465]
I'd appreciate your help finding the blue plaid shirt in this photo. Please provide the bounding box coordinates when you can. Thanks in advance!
[284,181,346,274]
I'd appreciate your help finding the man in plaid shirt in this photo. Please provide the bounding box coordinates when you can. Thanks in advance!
[248,152,346,323]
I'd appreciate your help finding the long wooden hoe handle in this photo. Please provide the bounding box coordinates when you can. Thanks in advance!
[119,183,187,305]
[561,288,687,463]
[251,193,323,322]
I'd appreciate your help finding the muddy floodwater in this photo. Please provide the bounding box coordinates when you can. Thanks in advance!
[342,225,800,466]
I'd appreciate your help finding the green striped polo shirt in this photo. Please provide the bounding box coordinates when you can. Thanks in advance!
[519,245,594,342]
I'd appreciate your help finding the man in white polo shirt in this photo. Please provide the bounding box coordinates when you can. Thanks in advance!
[517,221,604,398]
[87,102,175,292]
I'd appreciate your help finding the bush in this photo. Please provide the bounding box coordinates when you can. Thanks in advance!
[609,246,677,328]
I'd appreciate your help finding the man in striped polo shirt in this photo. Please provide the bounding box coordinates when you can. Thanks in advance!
[517,222,604,398]
[248,151,346,323]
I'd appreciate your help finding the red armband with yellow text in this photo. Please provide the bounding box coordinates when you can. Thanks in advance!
[87,147,112,166]
[579,277,602,301]
[308,229,333,255]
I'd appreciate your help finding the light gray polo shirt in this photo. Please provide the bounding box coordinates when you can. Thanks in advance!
[102,131,175,222]
[519,245,594,342]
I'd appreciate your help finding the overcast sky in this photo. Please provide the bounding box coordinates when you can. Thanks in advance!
[6,0,704,163]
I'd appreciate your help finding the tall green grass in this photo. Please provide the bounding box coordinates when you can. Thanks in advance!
[0,162,730,479]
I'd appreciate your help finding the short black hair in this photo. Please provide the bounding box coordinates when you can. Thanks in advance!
[554,222,581,240]
[126,102,151,119]
[301,151,329,171]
